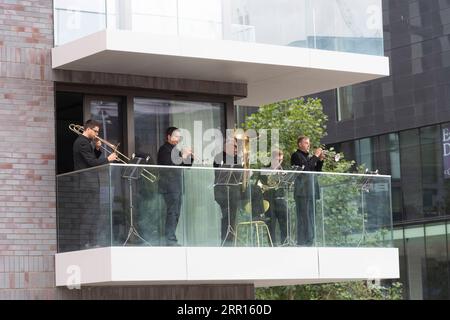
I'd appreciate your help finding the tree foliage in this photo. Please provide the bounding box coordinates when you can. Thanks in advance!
[256,281,403,300]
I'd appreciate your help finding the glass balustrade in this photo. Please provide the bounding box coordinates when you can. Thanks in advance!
[56,164,393,252]
[54,0,384,56]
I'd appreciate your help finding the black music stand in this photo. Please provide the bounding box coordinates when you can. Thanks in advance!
[122,157,151,246]
[214,169,243,246]
[356,171,378,246]
[275,171,297,246]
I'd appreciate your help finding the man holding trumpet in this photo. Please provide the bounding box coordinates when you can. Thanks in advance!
[157,127,194,246]
[291,135,325,246]
[73,119,117,170]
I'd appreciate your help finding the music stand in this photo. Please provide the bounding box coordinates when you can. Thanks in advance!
[214,169,243,246]
[274,171,297,246]
[356,172,376,246]
[122,157,151,246]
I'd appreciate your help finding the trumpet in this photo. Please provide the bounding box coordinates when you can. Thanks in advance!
[316,145,341,162]
[69,124,157,183]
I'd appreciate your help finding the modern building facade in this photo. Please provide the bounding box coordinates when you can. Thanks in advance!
[316,0,450,299]
[0,0,397,299]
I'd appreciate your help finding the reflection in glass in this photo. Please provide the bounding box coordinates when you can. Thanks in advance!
[400,129,423,220]
[89,99,122,155]
[404,226,425,300]
[424,224,449,299]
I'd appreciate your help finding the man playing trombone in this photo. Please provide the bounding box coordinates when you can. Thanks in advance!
[73,119,117,170]
[71,119,117,250]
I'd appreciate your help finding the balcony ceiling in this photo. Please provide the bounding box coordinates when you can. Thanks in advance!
[52,30,390,106]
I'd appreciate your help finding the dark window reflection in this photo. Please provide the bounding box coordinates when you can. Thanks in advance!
[420,126,443,217]
[400,129,423,220]
[404,226,426,300]
[424,224,449,300]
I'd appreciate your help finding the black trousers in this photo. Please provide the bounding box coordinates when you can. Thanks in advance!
[266,195,288,244]
[295,196,314,246]
[161,192,182,244]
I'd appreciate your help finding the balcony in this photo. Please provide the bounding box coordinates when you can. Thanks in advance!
[52,0,389,105]
[55,164,399,287]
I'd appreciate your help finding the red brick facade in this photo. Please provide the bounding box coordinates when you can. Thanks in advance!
[0,0,56,299]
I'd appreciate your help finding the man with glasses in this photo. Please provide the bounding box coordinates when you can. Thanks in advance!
[157,127,194,246]
[71,119,117,250]
[73,119,117,170]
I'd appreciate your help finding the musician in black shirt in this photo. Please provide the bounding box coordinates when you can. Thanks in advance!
[71,120,117,249]
[73,120,117,170]
[291,135,324,246]
[260,149,288,244]
[157,127,193,246]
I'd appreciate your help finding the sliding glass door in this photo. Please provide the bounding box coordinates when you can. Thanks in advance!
[133,97,226,245]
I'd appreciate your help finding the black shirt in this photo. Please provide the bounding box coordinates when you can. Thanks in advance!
[291,149,323,197]
[73,135,108,171]
[290,149,323,172]
[157,142,192,193]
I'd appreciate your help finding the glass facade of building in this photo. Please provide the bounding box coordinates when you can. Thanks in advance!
[318,1,450,299]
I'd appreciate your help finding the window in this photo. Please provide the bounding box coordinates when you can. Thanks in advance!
[400,129,423,220]
[355,137,373,170]
[336,86,354,121]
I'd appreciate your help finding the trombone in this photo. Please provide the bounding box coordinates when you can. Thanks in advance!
[69,123,157,183]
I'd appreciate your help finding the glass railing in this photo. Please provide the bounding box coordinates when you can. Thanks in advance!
[54,0,384,56]
[56,164,393,252]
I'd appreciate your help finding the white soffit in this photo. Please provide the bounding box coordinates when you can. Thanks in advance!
[55,247,399,287]
[52,30,390,105]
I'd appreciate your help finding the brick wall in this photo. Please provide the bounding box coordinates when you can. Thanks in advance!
[0,0,56,299]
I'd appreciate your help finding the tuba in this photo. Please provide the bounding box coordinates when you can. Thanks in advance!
[69,124,157,183]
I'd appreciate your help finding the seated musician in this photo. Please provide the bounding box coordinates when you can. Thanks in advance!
[259,148,288,244]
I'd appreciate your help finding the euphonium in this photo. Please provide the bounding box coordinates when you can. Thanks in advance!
[68,124,157,183]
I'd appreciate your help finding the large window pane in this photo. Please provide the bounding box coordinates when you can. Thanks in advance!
[355,137,374,171]
[88,97,123,155]
[134,98,226,246]
[389,133,401,179]
[400,129,423,220]
[392,228,408,299]
[424,224,449,299]
[337,87,354,121]
[442,123,450,216]
[420,126,443,218]
[404,226,425,300]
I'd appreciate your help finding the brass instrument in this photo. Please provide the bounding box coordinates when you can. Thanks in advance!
[69,123,157,183]
[319,146,341,162]
[235,130,251,192]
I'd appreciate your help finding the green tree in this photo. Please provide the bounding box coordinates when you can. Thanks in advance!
[242,97,402,300]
